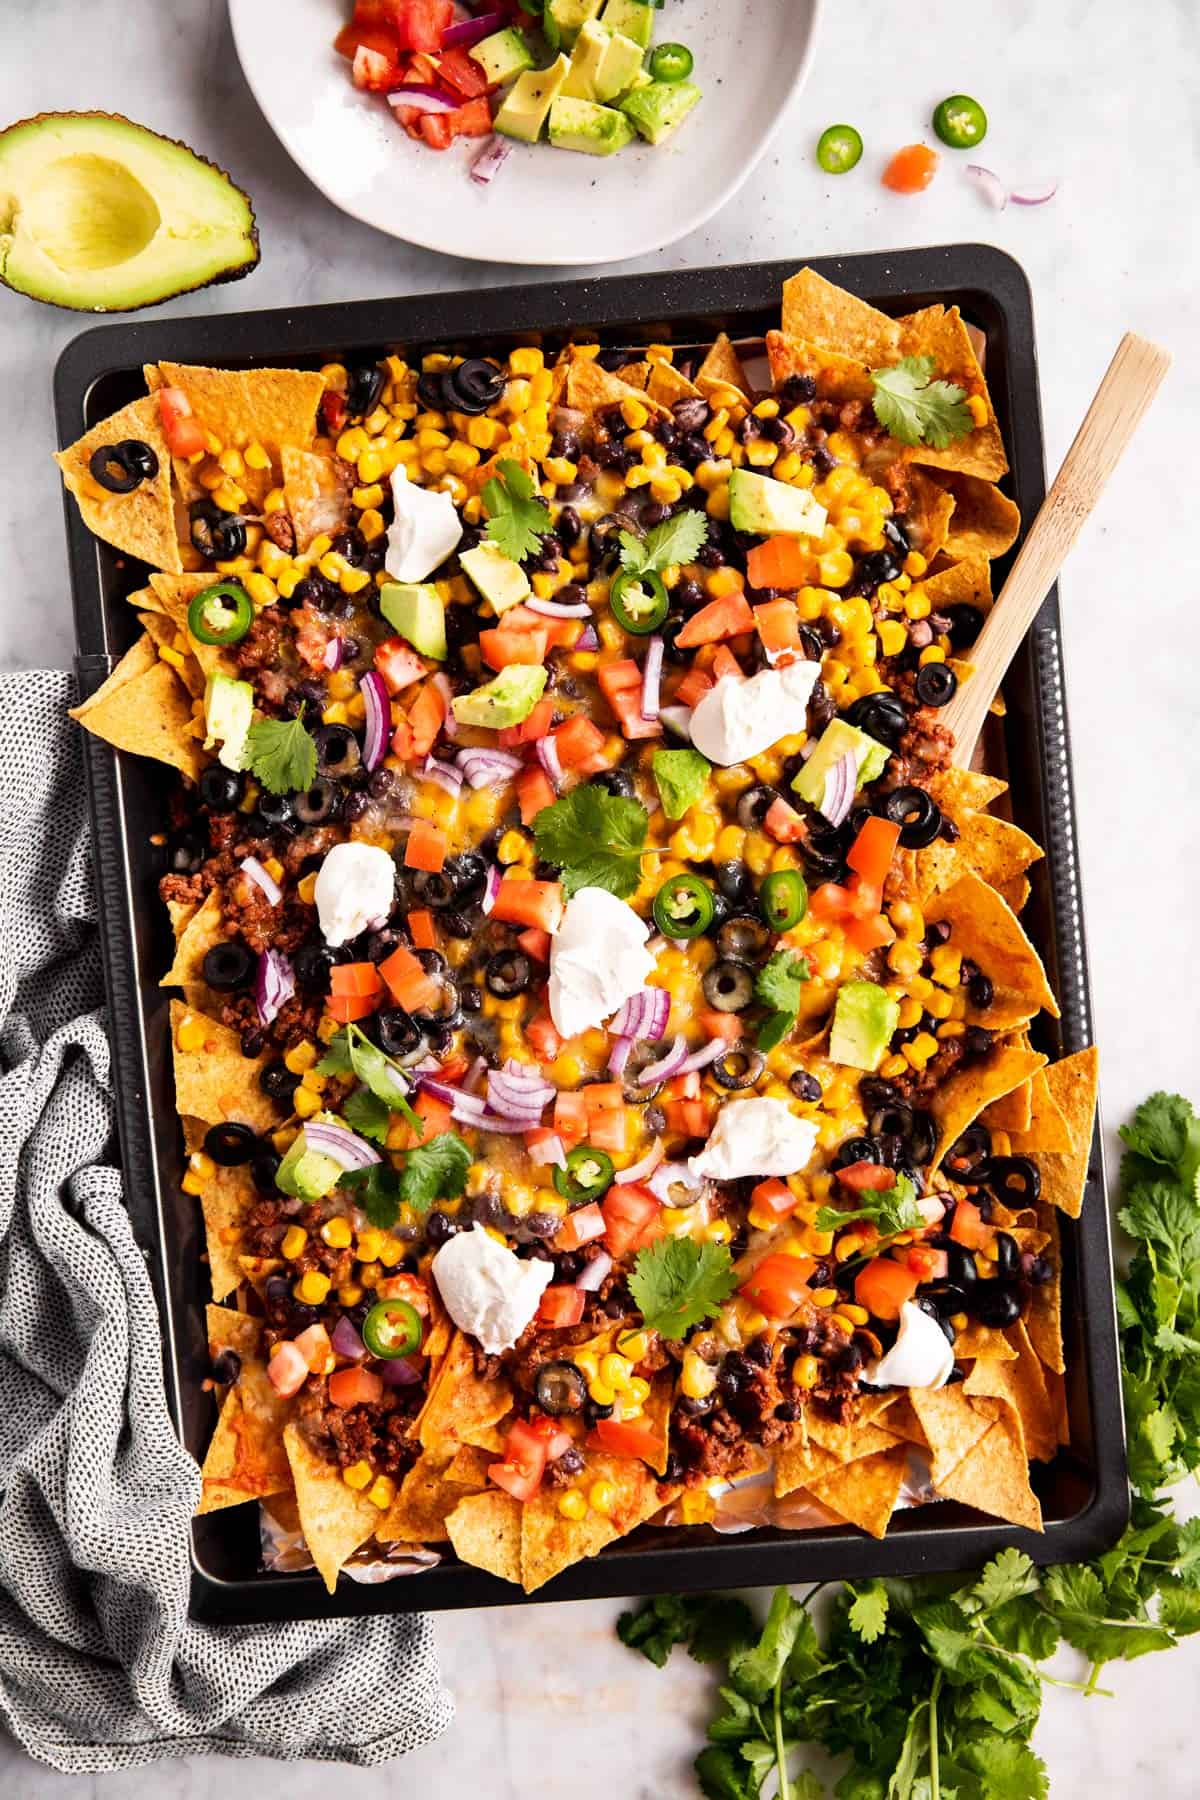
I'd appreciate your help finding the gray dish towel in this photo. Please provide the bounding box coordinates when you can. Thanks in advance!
[0,671,453,1773]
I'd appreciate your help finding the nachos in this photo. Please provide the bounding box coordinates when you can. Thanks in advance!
[60,268,1098,1594]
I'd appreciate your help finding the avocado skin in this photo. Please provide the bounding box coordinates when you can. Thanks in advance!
[0,111,260,314]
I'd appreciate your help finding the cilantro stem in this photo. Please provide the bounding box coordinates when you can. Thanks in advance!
[773,1670,791,1800]
[1084,1660,1103,1697]
[928,1669,942,1800]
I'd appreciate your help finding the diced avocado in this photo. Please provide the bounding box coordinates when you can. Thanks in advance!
[0,112,258,313]
[548,96,636,156]
[829,980,900,1072]
[728,468,828,539]
[275,1129,343,1201]
[459,541,531,616]
[495,54,570,142]
[547,0,603,46]
[471,27,535,88]
[620,79,701,145]
[595,28,646,101]
[792,718,891,807]
[203,672,253,772]
[561,21,612,100]
[379,581,446,660]
[452,665,548,730]
[599,0,653,49]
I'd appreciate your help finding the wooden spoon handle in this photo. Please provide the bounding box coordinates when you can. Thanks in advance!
[942,331,1171,768]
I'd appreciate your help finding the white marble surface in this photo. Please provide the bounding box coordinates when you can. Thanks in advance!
[3,0,1199,1792]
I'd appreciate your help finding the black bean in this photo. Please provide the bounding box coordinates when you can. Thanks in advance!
[789,1070,822,1103]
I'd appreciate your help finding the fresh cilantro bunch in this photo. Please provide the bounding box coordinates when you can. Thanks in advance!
[481,458,553,563]
[532,784,651,899]
[870,355,973,449]
[629,1237,737,1339]
[755,949,810,1052]
[618,508,708,579]
[338,1133,471,1228]
[813,1171,925,1238]
[617,1089,1200,1799]
[242,708,317,796]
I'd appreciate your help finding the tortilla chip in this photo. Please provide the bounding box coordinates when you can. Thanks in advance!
[696,332,750,402]
[444,1445,493,1488]
[931,1040,1047,1171]
[906,466,957,562]
[237,1253,283,1300]
[445,1489,522,1585]
[566,357,665,418]
[921,553,993,616]
[70,643,203,780]
[930,471,1021,560]
[416,1329,511,1457]
[615,359,652,390]
[283,1422,380,1593]
[148,571,244,685]
[879,1394,928,1447]
[806,1442,908,1538]
[925,872,1060,1027]
[916,813,1043,910]
[128,581,166,616]
[780,268,900,365]
[935,1416,1043,1532]
[205,1303,263,1366]
[161,890,225,988]
[1045,1364,1070,1445]
[910,1385,997,1485]
[281,446,351,551]
[55,394,182,573]
[1033,1048,1099,1218]
[982,1080,1034,1136]
[774,1434,842,1497]
[1026,1206,1064,1373]
[197,1162,256,1302]
[519,1452,663,1593]
[805,1412,898,1464]
[953,1321,1019,1361]
[928,766,1008,826]
[198,1353,293,1513]
[996,1320,1059,1461]
[153,362,324,470]
[1009,1066,1075,1155]
[765,330,874,405]
[898,306,1007,480]
[378,1451,475,1544]
[169,999,278,1132]
[138,611,205,698]
[647,360,700,408]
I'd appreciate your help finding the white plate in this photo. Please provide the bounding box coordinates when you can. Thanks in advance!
[229,0,821,265]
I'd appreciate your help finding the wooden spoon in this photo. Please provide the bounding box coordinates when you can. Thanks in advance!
[940,332,1171,768]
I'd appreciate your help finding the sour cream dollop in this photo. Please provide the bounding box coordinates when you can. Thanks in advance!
[313,841,396,948]
[689,659,820,767]
[548,887,656,1039]
[431,1226,553,1355]
[864,1300,955,1391]
[688,1096,819,1182]
[385,465,463,582]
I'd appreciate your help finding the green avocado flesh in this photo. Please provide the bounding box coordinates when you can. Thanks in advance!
[0,112,258,312]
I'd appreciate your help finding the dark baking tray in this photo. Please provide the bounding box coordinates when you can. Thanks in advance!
[56,245,1127,1623]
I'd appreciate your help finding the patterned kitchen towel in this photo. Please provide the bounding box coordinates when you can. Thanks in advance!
[0,671,453,1773]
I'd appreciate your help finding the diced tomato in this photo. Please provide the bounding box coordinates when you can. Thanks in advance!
[516,765,557,826]
[697,1009,744,1044]
[391,719,416,761]
[353,43,399,89]
[404,822,447,873]
[517,927,552,963]
[375,1269,430,1313]
[384,0,454,52]
[528,1010,565,1065]
[809,881,854,921]
[266,1340,309,1397]
[664,1071,701,1101]
[747,536,811,592]
[488,1418,547,1502]
[156,386,206,458]
[393,1089,453,1150]
[710,644,743,683]
[552,714,608,774]
[907,1246,949,1283]
[674,668,714,708]
[334,21,401,62]
[499,696,554,746]
[538,1284,587,1329]
[525,1124,562,1159]
[601,1183,662,1257]
[598,659,662,740]
[751,1177,799,1220]
[739,1251,816,1318]
[752,600,802,665]
[327,992,380,1023]
[407,680,446,757]
[883,143,940,193]
[553,1089,588,1146]
[489,878,565,933]
[375,636,428,694]
[420,94,491,146]
[480,626,549,671]
[763,796,805,843]
[846,815,902,887]
[527,1414,574,1460]
[676,591,755,649]
[583,1082,623,1116]
[319,389,348,437]
[293,1322,332,1372]
[592,1418,662,1464]
[586,1106,627,1153]
[488,1458,541,1502]
[854,1257,920,1321]
[843,911,897,954]
[437,45,490,98]
[407,909,438,950]
[553,1203,605,1252]
[663,1098,710,1139]
[330,962,384,1000]
[949,1198,991,1250]
[838,1160,897,1193]
[378,943,439,1013]
[329,1367,384,1407]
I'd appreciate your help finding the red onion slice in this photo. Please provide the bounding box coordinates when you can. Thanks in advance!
[331,1315,367,1361]
[680,1038,726,1075]
[818,748,860,827]
[481,863,502,916]
[648,1160,707,1206]
[621,1137,665,1186]
[360,670,390,772]
[966,164,1007,211]
[422,754,464,796]
[240,855,281,907]
[527,1131,567,1170]
[1010,179,1059,207]
[387,84,461,114]
[641,634,664,721]
[526,595,593,620]
[575,622,600,652]
[255,949,294,1027]
[443,10,506,47]
[470,134,514,188]
[456,747,522,789]
[423,1078,486,1114]
[638,1033,689,1085]
[476,1112,539,1134]
[303,1121,381,1169]
[609,986,670,1043]
[488,1067,555,1117]
[575,1249,613,1292]
[432,672,458,739]
[323,635,344,671]
[380,1354,424,1386]
[536,734,564,792]
[607,1033,634,1076]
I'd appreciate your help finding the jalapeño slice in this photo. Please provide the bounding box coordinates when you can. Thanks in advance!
[649,42,694,83]
[932,94,988,149]
[361,1297,424,1358]
[187,580,253,646]
[760,869,808,932]
[652,871,715,939]
[816,124,864,174]
[553,1145,615,1205]
[609,568,669,635]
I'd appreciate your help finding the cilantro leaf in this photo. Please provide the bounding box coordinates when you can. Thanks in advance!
[755,950,810,1013]
[814,1173,924,1239]
[342,1085,390,1144]
[337,1161,401,1229]
[963,1548,1039,1617]
[482,457,552,563]
[616,1594,756,1670]
[869,356,973,449]
[620,508,708,577]
[728,1587,818,1703]
[319,1023,422,1135]
[397,1131,472,1213]
[961,1737,1048,1800]
[242,710,318,796]
[846,1583,889,1644]
[532,784,649,899]
[694,1745,756,1800]
[315,1029,354,1076]
[652,748,712,820]
[1120,1091,1200,1186]
[629,1237,737,1339]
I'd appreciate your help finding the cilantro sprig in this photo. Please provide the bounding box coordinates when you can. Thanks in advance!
[316,1022,423,1136]
[754,949,810,1053]
[813,1171,925,1239]
[618,508,708,579]
[337,1132,471,1228]
[870,354,973,449]
[617,1088,1200,1800]
[532,784,651,900]
[481,457,553,564]
[628,1237,737,1340]
[242,707,318,796]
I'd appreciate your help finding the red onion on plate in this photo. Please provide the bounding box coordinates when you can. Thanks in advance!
[255,949,294,1027]
[575,622,600,652]
[432,671,458,738]
[527,1131,567,1169]
[380,1354,424,1386]
[609,986,670,1042]
[303,1120,381,1169]
[648,1160,707,1206]
[607,1033,634,1076]
[387,84,461,115]
[457,747,523,789]
[488,1064,555,1120]
[638,1034,689,1085]
[621,1137,665,1186]
[1011,179,1059,207]
[641,634,664,721]
[527,594,593,620]
[536,734,564,792]
[966,164,1007,210]
[481,863,503,915]
[680,1038,726,1075]
[423,754,464,797]
[818,748,860,827]
[575,1249,613,1292]
[470,134,514,187]
[331,1315,367,1361]
[322,635,344,671]
[360,670,390,772]
[443,10,506,47]
[240,855,281,907]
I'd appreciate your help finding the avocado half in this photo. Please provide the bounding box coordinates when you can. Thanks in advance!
[0,112,259,312]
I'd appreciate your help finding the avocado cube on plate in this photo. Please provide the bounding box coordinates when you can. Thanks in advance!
[471,28,535,89]
[620,79,701,145]
[495,55,570,143]
[548,96,636,155]
[599,0,653,50]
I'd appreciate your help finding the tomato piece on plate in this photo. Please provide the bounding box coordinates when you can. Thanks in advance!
[538,1284,587,1329]
[949,1197,991,1250]
[846,815,902,886]
[438,45,490,98]
[386,0,454,53]
[601,1183,662,1256]
[353,43,399,90]
[489,878,565,933]
[750,1178,799,1221]
[374,636,428,694]
[854,1257,919,1322]
[838,1160,896,1193]
[882,143,939,193]
[592,1418,662,1464]
[156,386,205,458]
[552,1203,606,1252]
[739,1251,816,1318]
[488,1417,548,1502]
[328,1367,384,1407]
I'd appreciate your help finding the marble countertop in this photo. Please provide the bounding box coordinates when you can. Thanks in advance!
[3,0,1199,1792]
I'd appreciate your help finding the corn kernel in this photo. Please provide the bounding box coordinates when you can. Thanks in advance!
[367,1474,397,1510]
[377,1235,405,1268]
[588,1380,617,1407]
[180,1169,205,1197]
[342,1460,373,1491]
[187,1150,216,1182]
[295,1269,331,1305]
[680,1349,717,1400]
[280,1225,308,1260]
[680,1490,716,1525]
[176,1012,207,1053]
[809,1287,839,1308]
[320,1216,353,1250]
[793,1353,820,1389]
[293,1086,322,1118]
[276,567,300,601]
[877,618,907,658]
[904,588,932,621]
[244,440,271,471]
[617,1329,650,1363]
[919,645,947,666]
[573,1351,599,1384]
[589,1479,617,1517]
